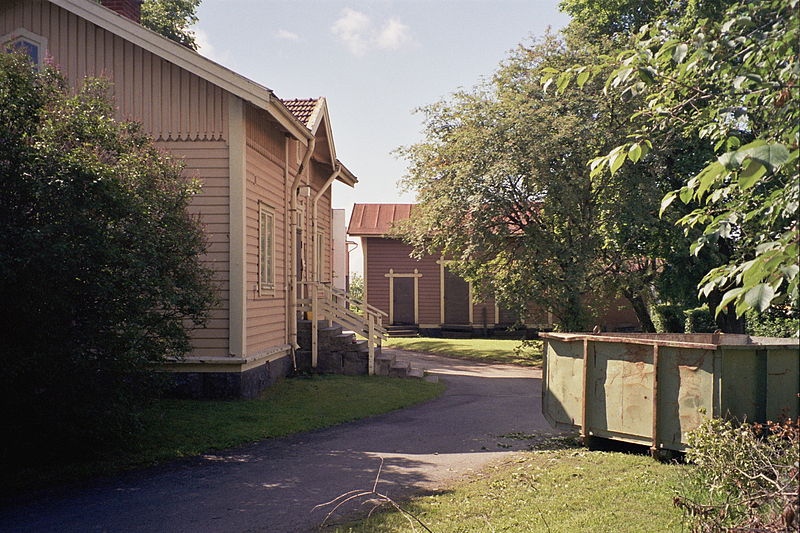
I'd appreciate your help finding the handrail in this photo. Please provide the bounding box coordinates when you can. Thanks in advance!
[328,285,389,318]
[298,281,386,375]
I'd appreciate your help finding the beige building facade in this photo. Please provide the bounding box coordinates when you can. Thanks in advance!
[1,0,358,397]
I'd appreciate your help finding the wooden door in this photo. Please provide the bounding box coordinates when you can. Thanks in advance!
[392,277,415,325]
[444,267,470,324]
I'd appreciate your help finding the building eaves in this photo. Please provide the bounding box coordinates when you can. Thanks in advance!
[51,0,312,142]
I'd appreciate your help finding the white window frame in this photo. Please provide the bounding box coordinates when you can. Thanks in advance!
[2,28,47,66]
[259,203,276,294]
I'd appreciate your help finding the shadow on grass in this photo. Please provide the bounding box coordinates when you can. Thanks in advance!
[385,338,543,367]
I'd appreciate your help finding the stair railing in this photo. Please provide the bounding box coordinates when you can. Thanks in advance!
[297,281,387,375]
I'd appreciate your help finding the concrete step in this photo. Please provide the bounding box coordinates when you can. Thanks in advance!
[389,360,411,378]
[423,374,439,384]
[375,352,395,376]
[407,367,424,379]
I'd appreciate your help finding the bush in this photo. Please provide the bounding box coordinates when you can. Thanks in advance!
[684,306,717,333]
[746,307,799,338]
[675,417,799,532]
[651,304,686,333]
[0,54,215,462]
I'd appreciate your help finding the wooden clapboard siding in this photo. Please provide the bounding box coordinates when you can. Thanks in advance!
[244,105,288,353]
[1,0,227,142]
[158,140,231,357]
[309,160,333,283]
[473,299,495,327]
[364,237,440,325]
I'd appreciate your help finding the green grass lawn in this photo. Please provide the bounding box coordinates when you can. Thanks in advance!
[384,337,543,367]
[6,375,444,494]
[332,446,687,533]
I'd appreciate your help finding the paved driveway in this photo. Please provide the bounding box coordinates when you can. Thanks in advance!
[0,349,558,533]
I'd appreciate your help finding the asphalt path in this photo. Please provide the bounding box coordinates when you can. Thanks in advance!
[0,349,559,533]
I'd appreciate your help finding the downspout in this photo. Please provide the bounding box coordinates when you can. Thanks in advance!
[311,164,341,283]
[288,138,316,360]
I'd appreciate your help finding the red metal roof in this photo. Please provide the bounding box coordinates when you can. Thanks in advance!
[281,98,320,127]
[348,203,415,236]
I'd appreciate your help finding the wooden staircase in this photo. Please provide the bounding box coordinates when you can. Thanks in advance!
[296,320,421,378]
[296,282,425,379]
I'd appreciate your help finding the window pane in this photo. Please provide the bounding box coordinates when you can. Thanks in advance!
[266,213,273,284]
[9,39,39,64]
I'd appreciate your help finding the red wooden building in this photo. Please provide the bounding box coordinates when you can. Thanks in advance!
[348,203,640,336]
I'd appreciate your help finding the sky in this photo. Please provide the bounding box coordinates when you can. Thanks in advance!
[193,0,571,273]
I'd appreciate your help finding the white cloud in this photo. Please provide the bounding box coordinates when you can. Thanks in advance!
[275,29,300,42]
[194,28,231,65]
[331,8,372,56]
[331,9,412,56]
[376,19,411,50]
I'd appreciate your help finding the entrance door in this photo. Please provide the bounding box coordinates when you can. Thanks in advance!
[392,277,415,325]
[444,267,470,324]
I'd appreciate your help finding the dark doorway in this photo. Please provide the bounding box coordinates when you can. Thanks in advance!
[393,277,415,325]
[444,267,470,324]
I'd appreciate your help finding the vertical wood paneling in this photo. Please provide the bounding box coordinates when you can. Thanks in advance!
[1,0,228,142]
[364,237,440,325]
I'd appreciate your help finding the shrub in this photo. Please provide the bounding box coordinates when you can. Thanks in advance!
[675,417,799,532]
[651,304,686,333]
[746,307,799,338]
[0,54,215,462]
[684,306,717,333]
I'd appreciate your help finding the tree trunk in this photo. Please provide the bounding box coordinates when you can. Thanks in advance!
[558,292,590,332]
[625,292,655,333]
[707,290,746,334]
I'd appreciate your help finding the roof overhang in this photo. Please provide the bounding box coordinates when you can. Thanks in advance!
[336,162,357,187]
[50,0,312,143]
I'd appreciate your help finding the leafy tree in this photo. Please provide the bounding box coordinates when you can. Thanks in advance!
[396,34,695,331]
[141,0,201,49]
[565,0,799,319]
[0,53,215,460]
[95,0,201,49]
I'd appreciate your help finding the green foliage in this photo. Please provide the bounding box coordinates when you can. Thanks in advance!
[563,0,800,318]
[396,32,708,332]
[676,417,800,532]
[746,308,800,338]
[0,54,215,460]
[140,0,201,49]
[336,449,687,532]
[559,0,670,38]
[683,306,716,333]
[348,272,364,303]
[650,303,686,333]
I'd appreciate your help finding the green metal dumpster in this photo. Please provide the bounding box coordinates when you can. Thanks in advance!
[540,332,800,453]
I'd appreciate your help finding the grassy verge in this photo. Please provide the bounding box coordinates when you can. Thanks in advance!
[6,375,444,494]
[384,337,542,367]
[333,446,687,532]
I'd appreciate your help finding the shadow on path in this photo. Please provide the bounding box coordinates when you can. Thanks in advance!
[0,349,563,533]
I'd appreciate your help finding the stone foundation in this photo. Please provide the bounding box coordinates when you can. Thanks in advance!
[166,354,293,399]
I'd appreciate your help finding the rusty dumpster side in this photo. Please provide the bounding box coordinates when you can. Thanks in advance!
[541,332,800,452]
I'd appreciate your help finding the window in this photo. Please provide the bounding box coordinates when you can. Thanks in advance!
[259,204,275,292]
[2,29,47,66]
